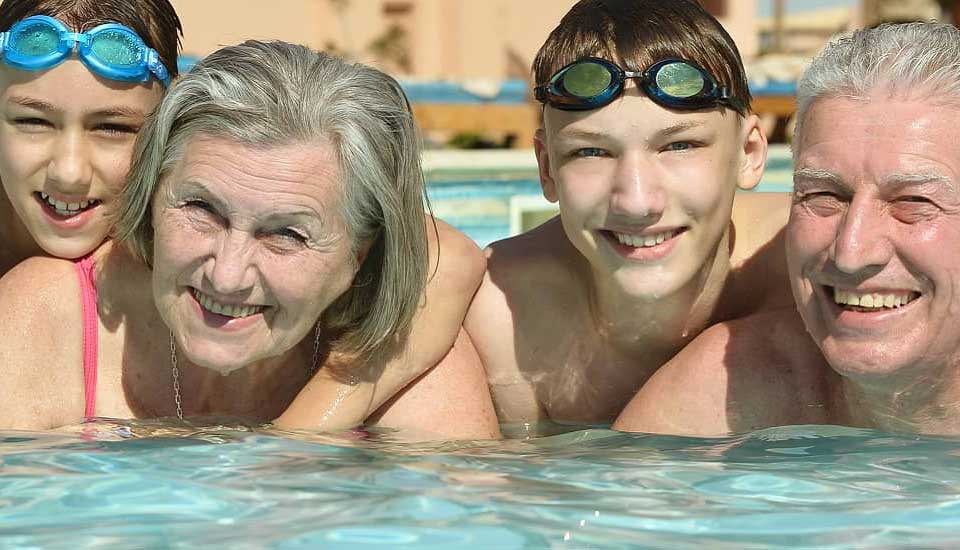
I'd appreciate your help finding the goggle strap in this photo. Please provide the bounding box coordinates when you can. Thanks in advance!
[146,49,171,87]
[533,85,547,101]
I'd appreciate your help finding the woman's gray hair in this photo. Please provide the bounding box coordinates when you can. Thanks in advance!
[795,22,960,143]
[115,40,428,361]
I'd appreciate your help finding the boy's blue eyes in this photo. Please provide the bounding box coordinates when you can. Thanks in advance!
[572,142,697,158]
[575,147,606,157]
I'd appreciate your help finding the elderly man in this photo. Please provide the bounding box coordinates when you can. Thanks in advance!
[614,21,960,436]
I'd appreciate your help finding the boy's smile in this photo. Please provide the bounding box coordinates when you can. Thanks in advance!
[536,88,763,300]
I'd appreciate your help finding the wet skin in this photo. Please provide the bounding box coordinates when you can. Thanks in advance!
[0,60,162,267]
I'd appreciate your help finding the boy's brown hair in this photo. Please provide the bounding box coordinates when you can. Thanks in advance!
[533,0,751,114]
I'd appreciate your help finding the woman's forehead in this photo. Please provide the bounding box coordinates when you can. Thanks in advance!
[171,135,342,209]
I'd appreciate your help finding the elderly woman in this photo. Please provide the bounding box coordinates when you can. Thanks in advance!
[0,40,499,439]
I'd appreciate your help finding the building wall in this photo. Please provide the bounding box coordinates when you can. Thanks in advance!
[170,0,758,80]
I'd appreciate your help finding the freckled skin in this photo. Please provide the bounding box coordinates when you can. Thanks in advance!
[615,96,960,437]
[0,60,163,271]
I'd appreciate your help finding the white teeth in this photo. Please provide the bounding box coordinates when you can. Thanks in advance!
[833,288,916,310]
[39,192,99,215]
[614,229,679,248]
[193,289,263,319]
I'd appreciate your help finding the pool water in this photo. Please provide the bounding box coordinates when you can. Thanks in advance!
[2,422,958,548]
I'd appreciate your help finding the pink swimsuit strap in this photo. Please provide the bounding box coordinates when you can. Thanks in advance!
[74,254,99,419]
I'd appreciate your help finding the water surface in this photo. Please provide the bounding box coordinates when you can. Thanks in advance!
[1,422,957,548]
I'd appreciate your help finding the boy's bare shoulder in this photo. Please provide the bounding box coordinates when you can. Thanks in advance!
[465,217,581,422]
[485,217,576,286]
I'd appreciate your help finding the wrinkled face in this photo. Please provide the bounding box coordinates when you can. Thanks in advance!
[537,86,760,298]
[788,97,960,379]
[0,60,162,258]
[151,135,364,375]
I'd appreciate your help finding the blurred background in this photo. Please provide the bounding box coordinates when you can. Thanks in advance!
[167,0,960,244]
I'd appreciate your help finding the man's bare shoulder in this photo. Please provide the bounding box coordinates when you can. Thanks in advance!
[613,308,826,436]
[0,255,86,429]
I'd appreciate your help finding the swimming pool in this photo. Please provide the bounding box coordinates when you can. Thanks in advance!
[2,422,958,547]
[425,146,794,247]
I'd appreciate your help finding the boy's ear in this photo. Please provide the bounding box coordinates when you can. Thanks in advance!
[737,114,768,191]
[534,128,559,202]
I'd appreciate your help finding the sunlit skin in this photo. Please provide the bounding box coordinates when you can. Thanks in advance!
[614,95,960,436]
[0,132,499,437]
[789,97,960,395]
[541,86,758,307]
[0,60,162,271]
[465,82,787,425]
[152,134,366,375]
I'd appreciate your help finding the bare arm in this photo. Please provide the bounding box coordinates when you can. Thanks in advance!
[613,309,822,436]
[0,257,85,430]
[370,328,501,440]
[275,216,486,430]
[463,250,544,422]
[612,323,738,436]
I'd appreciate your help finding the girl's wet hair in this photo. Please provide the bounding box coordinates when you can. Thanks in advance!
[533,0,751,113]
[0,0,182,80]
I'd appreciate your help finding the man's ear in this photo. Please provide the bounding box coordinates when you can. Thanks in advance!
[534,128,559,203]
[737,113,768,191]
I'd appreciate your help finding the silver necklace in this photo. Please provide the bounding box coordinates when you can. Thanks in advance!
[169,325,322,421]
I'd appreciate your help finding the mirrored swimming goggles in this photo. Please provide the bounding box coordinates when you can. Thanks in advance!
[535,57,744,114]
[0,15,171,87]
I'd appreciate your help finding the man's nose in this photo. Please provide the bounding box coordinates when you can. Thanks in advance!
[831,195,892,274]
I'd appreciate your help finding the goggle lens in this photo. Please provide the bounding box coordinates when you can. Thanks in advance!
[562,61,612,98]
[0,16,170,86]
[9,22,59,56]
[90,30,140,67]
[655,62,706,98]
[536,57,742,113]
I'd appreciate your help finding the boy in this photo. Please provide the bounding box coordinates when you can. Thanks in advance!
[465,0,791,425]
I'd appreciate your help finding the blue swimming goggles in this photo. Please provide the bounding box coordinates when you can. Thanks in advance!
[0,15,171,87]
[535,57,744,114]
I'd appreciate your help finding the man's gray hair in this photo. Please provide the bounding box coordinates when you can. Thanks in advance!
[115,40,428,361]
[796,22,960,141]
